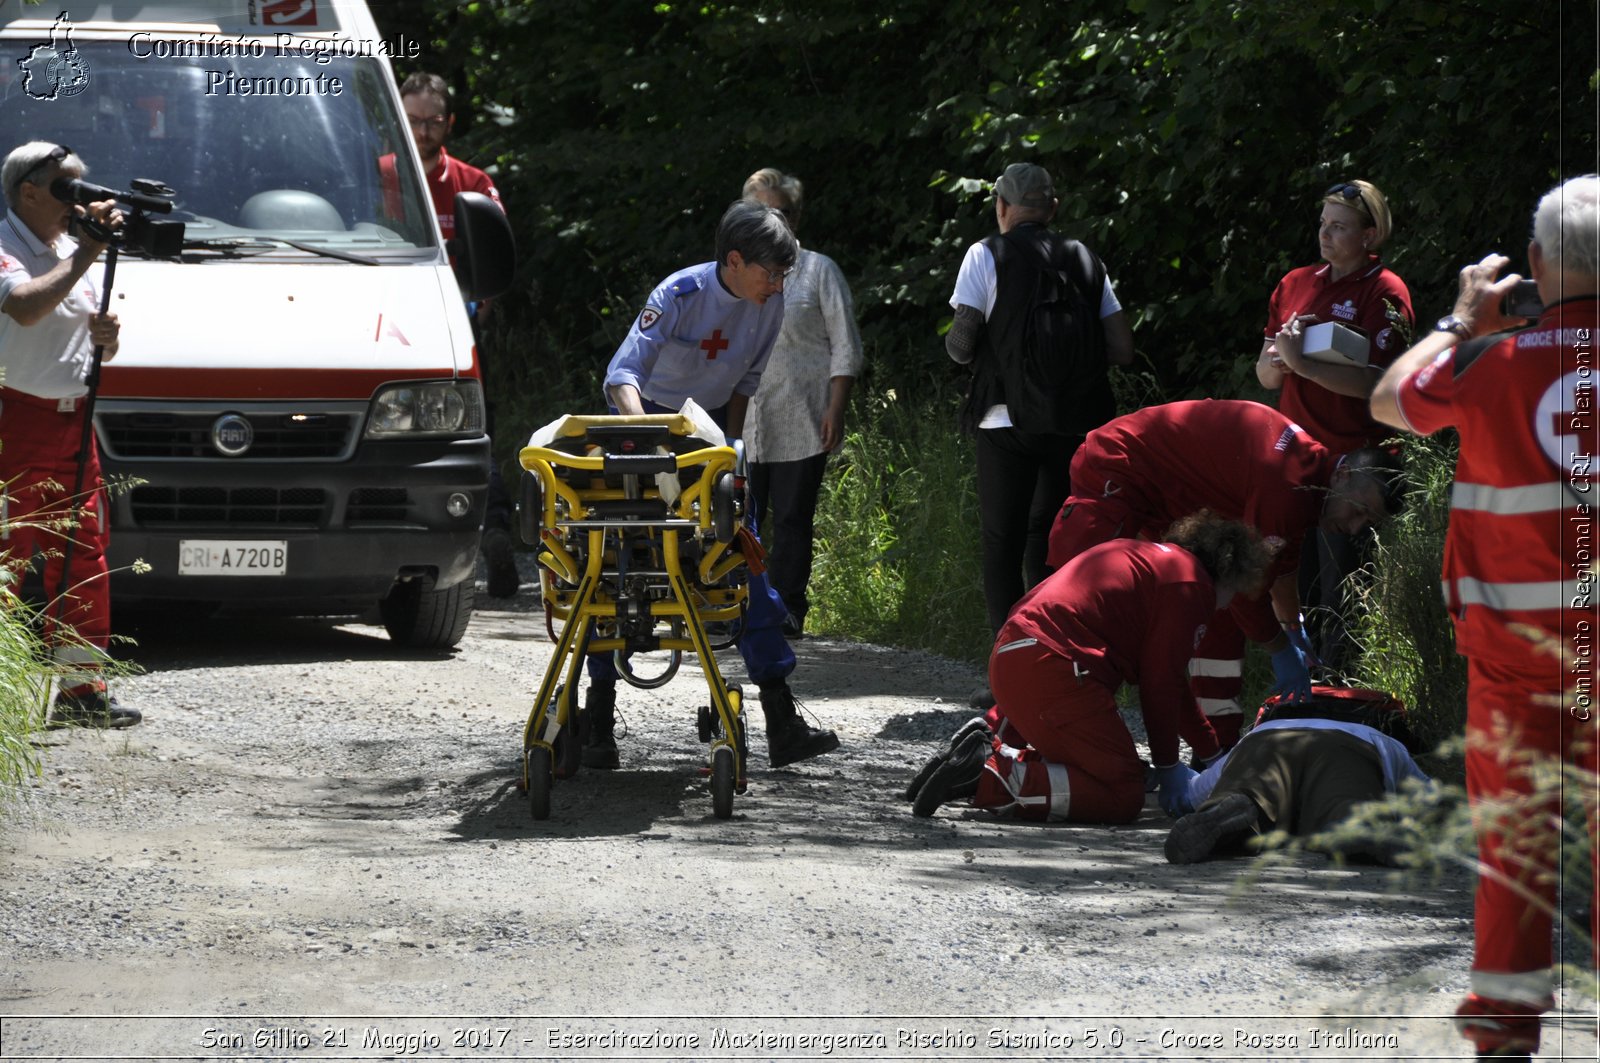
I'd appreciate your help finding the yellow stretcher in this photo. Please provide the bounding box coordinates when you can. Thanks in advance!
[516,413,751,820]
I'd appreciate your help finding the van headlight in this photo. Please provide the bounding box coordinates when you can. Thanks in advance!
[365,381,485,438]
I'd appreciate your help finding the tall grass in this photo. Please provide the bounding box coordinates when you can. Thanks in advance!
[809,383,989,665]
[0,586,48,804]
[1349,432,1469,753]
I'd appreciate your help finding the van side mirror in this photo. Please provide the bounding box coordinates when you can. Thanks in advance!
[450,191,515,300]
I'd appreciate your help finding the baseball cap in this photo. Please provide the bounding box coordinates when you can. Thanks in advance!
[994,163,1055,208]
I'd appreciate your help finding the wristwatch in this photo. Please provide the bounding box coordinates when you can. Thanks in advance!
[1434,314,1473,339]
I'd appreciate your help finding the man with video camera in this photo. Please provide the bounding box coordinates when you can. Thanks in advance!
[1371,174,1599,1061]
[0,141,138,728]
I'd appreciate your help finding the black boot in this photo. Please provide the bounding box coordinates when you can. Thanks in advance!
[759,680,839,767]
[581,682,620,769]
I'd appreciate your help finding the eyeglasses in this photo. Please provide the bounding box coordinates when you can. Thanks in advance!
[1326,182,1374,220]
[12,144,70,193]
[757,262,793,286]
[406,114,449,131]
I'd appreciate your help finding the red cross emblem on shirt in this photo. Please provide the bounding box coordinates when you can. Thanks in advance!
[700,329,729,360]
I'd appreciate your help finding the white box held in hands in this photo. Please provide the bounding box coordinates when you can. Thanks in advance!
[1300,322,1371,367]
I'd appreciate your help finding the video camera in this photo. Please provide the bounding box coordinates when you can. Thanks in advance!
[51,176,186,258]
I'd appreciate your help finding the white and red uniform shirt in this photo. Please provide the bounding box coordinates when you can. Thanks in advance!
[1001,539,1217,766]
[1069,399,1333,642]
[1395,296,1599,665]
[424,147,501,242]
[0,209,100,399]
[1266,257,1413,453]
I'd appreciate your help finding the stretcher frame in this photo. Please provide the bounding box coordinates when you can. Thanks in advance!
[516,413,750,820]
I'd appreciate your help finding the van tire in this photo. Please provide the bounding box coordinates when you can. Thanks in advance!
[380,578,474,649]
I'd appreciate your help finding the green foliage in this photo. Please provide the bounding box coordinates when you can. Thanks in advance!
[1350,432,1468,752]
[0,591,47,803]
[377,0,1594,500]
[810,376,989,663]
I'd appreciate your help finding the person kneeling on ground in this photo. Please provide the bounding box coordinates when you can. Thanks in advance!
[908,511,1273,822]
[1163,690,1429,865]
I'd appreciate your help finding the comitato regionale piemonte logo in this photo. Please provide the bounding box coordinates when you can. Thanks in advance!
[16,11,91,100]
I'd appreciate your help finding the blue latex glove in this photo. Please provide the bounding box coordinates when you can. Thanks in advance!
[1284,624,1319,668]
[1152,762,1199,818]
[1270,644,1313,703]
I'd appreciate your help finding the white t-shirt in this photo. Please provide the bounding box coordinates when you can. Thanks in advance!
[948,238,1122,429]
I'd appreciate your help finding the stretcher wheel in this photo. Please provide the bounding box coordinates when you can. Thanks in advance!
[711,471,736,544]
[518,470,543,547]
[711,745,736,819]
[526,745,552,820]
[550,684,581,779]
[697,703,720,743]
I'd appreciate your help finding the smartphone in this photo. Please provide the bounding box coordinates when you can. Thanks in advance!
[1502,278,1543,318]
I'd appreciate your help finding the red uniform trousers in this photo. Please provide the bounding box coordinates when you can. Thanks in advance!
[975,637,1146,824]
[0,389,110,688]
[1464,652,1598,1011]
[1047,481,1245,749]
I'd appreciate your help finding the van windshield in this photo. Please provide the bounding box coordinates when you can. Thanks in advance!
[0,43,437,256]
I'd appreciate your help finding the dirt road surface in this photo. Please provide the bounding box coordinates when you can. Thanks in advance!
[0,580,1590,1060]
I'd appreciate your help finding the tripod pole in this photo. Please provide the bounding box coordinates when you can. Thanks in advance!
[51,242,119,636]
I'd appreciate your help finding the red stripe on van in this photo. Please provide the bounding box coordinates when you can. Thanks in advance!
[100,365,470,400]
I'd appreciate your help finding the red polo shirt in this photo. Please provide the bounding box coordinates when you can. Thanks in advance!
[1266,257,1413,453]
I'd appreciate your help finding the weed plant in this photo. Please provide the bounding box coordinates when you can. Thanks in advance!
[1349,431,1468,754]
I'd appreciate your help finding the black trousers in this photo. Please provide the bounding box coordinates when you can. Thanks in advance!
[975,426,1082,635]
[749,451,829,623]
[1296,526,1367,672]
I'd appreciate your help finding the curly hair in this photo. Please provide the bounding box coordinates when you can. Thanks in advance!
[1163,510,1276,596]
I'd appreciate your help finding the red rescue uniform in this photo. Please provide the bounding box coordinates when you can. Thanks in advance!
[1266,256,1413,453]
[1396,296,1600,1017]
[977,539,1220,823]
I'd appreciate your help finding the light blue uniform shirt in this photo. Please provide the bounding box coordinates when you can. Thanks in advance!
[604,261,784,413]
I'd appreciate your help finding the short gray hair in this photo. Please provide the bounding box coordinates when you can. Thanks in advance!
[1533,174,1600,281]
[3,141,85,210]
[715,198,797,270]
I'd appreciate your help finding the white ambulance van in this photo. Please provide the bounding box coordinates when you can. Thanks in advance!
[0,0,513,648]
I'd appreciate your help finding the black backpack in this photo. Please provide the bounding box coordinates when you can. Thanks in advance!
[962,227,1111,435]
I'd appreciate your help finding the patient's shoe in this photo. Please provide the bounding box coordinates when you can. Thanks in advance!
[1163,792,1260,864]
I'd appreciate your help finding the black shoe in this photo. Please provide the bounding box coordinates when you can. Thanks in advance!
[1163,792,1260,864]
[911,729,990,818]
[780,613,805,639]
[581,683,620,769]
[49,689,140,730]
[482,526,520,599]
[759,684,839,767]
[904,717,993,802]
[967,682,995,711]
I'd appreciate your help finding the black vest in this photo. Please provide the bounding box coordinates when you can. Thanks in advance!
[958,223,1114,436]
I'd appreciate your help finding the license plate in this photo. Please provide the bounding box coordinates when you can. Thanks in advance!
[178,540,288,576]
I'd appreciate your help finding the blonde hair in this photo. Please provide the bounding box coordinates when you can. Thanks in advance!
[1323,179,1393,250]
[742,167,803,227]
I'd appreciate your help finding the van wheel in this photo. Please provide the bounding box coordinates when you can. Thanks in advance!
[380,578,474,649]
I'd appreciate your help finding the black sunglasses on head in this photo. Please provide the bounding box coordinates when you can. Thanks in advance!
[12,144,70,194]
[1326,182,1374,220]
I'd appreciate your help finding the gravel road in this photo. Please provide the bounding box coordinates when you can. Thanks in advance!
[0,562,1588,1061]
